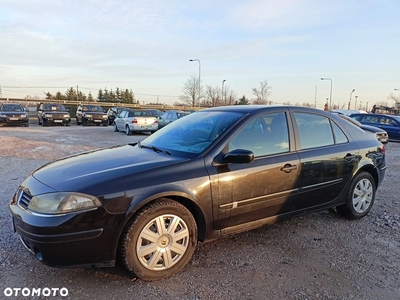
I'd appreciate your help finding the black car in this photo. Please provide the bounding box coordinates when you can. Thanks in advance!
[10,106,386,281]
[37,103,71,126]
[0,103,29,127]
[106,107,125,125]
[350,113,400,142]
[76,104,108,126]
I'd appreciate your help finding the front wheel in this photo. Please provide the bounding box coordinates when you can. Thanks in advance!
[113,123,119,132]
[119,199,198,281]
[337,172,376,219]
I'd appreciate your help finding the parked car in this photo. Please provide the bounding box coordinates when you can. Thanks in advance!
[106,107,125,125]
[37,103,71,126]
[0,103,29,127]
[333,112,388,144]
[158,110,190,129]
[113,109,158,135]
[145,109,163,118]
[76,104,108,126]
[10,106,386,281]
[350,113,400,142]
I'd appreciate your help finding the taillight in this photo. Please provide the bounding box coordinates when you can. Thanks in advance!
[381,144,385,154]
[154,119,158,124]
[132,119,138,124]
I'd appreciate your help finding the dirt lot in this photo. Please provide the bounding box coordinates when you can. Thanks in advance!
[1,125,399,300]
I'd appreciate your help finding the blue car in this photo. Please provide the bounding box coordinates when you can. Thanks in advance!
[350,113,400,142]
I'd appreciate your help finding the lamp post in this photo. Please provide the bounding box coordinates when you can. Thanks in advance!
[321,78,333,110]
[354,95,358,110]
[348,89,355,110]
[189,59,201,107]
[222,79,226,105]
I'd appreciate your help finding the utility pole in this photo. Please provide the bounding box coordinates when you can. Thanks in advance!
[314,86,317,108]
[76,85,79,103]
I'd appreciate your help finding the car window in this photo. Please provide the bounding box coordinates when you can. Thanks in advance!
[331,121,348,144]
[229,112,289,157]
[294,113,335,149]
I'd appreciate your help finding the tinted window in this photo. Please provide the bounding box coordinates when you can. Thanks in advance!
[229,112,289,157]
[294,113,334,149]
[331,122,348,144]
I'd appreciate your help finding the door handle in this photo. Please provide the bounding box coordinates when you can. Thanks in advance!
[280,164,297,173]
[344,153,356,161]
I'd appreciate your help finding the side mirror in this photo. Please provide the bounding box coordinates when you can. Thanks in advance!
[222,149,254,164]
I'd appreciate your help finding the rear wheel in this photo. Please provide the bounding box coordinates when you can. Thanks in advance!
[125,125,131,135]
[119,199,197,281]
[337,172,376,219]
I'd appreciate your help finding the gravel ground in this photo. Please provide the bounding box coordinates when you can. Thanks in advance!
[0,125,399,300]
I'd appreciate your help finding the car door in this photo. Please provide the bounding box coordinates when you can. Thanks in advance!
[375,115,400,141]
[291,110,359,211]
[115,110,127,130]
[209,110,300,230]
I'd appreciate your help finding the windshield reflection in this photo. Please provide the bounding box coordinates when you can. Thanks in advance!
[143,111,244,155]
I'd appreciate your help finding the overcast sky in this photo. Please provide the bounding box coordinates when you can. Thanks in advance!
[1,0,399,109]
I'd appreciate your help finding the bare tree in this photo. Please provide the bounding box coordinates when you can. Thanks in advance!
[388,93,400,109]
[224,88,237,106]
[179,75,203,107]
[205,85,222,107]
[252,80,272,104]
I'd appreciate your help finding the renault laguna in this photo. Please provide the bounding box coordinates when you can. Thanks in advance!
[9,105,386,281]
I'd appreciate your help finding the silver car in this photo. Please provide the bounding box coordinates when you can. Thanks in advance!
[114,109,158,135]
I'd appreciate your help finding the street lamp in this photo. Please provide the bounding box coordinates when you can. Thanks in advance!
[348,89,355,110]
[320,78,333,110]
[354,95,358,110]
[222,79,226,105]
[189,59,201,107]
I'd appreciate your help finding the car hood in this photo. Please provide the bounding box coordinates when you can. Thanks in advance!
[1,111,26,115]
[83,112,106,115]
[32,144,187,192]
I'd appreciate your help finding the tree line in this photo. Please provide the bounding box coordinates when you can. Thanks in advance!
[43,87,137,104]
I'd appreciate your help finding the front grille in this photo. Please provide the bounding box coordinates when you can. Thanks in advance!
[18,190,32,209]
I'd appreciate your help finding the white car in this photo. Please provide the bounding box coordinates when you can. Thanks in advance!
[114,109,158,135]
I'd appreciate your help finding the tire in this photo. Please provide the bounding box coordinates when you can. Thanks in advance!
[113,123,119,132]
[337,172,376,219]
[119,199,198,281]
[125,125,131,135]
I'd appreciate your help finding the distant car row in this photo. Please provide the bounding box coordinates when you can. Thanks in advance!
[2,103,399,143]
[0,103,191,129]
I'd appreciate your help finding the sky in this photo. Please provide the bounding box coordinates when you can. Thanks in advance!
[0,0,399,109]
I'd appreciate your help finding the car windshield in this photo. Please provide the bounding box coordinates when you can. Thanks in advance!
[43,104,66,111]
[83,105,104,112]
[1,104,24,112]
[142,110,244,155]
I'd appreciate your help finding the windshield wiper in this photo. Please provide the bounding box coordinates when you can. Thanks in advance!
[137,141,171,155]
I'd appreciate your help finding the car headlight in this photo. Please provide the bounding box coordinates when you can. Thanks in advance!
[102,115,108,119]
[64,114,70,118]
[27,192,101,214]
[0,114,6,118]
[43,113,52,118]
[85,114,92,118]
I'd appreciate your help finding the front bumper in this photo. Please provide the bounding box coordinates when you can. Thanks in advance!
[43,117,71,126]
[0,117,29,126]
[9,197,125,268]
